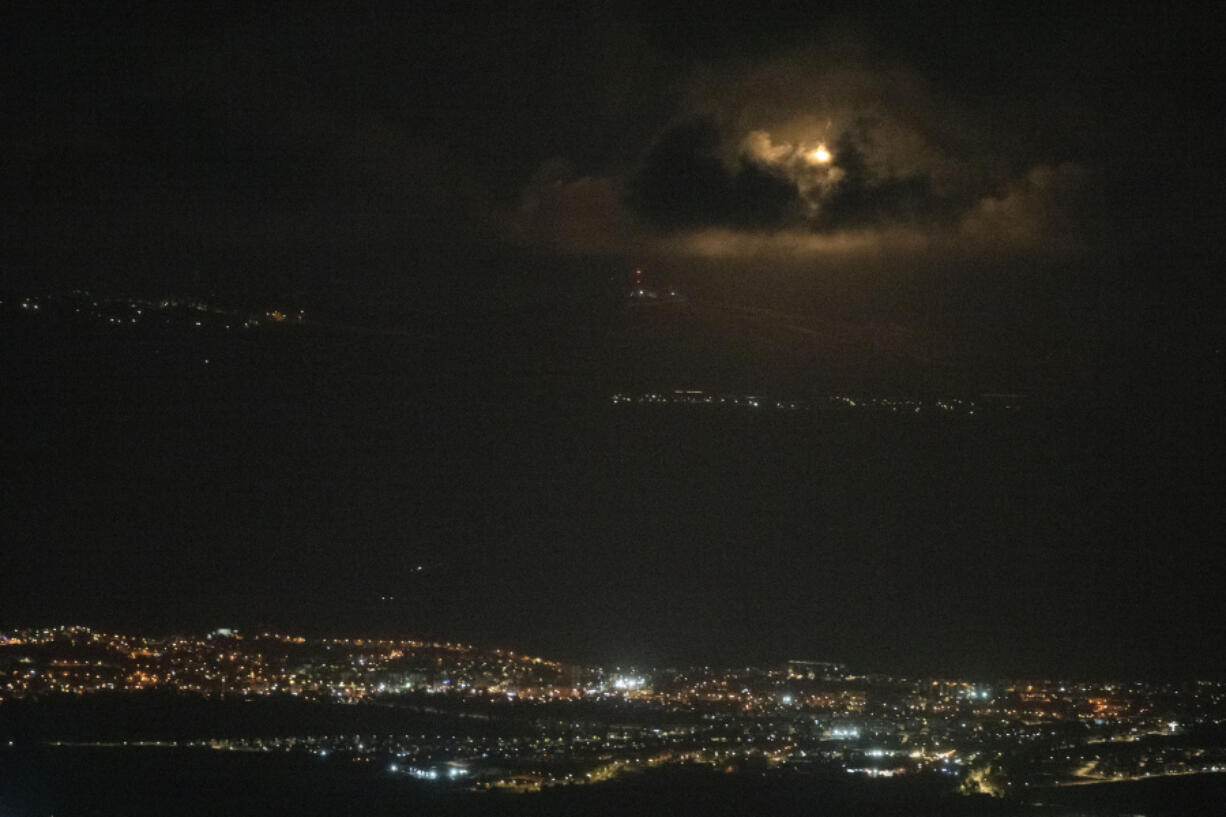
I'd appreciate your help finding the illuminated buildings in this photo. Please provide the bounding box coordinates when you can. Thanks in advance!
[3,626,1225,794]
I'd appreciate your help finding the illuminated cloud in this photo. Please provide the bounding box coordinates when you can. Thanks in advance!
[627,118,801,230]
[505,39,1092,265]
[658,225,931,261]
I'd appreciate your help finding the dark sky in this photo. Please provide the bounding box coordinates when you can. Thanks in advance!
[3,2,1221,306]
[2,2,1224,678]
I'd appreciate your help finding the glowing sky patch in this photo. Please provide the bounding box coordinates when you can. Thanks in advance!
[808,144,832,164]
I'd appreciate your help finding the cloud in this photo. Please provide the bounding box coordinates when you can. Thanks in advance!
[504,39,1093,266]
[960,163,1091,253]
[625,119,801,230]
[502,158,636,255]
[658,225,931,261]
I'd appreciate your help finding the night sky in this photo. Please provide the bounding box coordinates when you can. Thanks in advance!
[2,2,1223,678]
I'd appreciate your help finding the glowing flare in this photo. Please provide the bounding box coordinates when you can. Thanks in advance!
[808,144,832,164]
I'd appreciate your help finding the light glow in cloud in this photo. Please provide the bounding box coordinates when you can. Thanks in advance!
[504,41,1090,266]
[808,145,831,164]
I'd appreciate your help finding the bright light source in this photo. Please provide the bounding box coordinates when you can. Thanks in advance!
[808,145,832,164]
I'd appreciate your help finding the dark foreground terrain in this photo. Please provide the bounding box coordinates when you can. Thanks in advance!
[12,745,1217,817]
